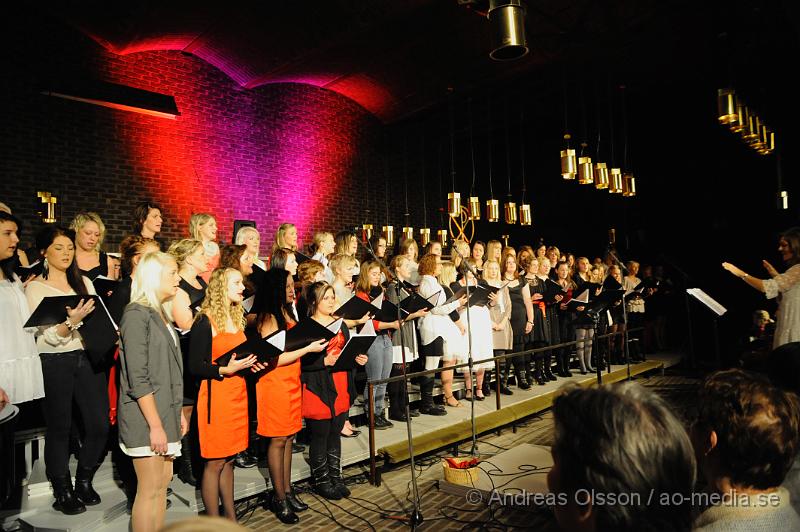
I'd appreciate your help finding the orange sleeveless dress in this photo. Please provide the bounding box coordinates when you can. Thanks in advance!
[256,322,302,437]
[196,330,249,459]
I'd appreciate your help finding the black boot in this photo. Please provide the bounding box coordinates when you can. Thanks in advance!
[177,436,197,486]
[499,362,514,395]
[387,368,408,421]
[482,372,492,397]
[309,451,340,500]
[513,359,530,389]
[270,492,299,524]
[418,377,446,416]
[328,453,350,498]
[533,358,546,386]
[558,351,572,377]
[543,353,557,381]
[51,475,86,515]
[74,465,101,506]
[285,485,309,512]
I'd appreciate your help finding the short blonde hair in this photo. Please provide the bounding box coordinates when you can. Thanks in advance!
[329,253,357,276]
[189,213,215,241]
[273,223,297,252]
[70,212,106,252]
[438,261,457,286]
[313,231,333,253]
[168,239,203,268]
[234,226,259,247]
[131,252,177,319]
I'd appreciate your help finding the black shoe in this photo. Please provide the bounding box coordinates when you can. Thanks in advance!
[341,429,361,438]
[234,451,258,468]
[419,403,447,416]
[409,409,420,417]
[475,394,486,401]
[51,476,86,515]
[270,494,299,524]
[499,384,514,395]
[544,368,557,381]
[482,380,492,397]
[518,378,531,390]
[374,416,394,430]
[313,479,342,500]
[292,442,305,454]
[74,466,101,506]
[389,411,408,422]
[286,488,308,512]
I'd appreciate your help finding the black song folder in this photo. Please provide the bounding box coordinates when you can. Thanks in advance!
[332,320,377,371]
[333,295,378,320]
[214,330,284,366]
[15,260,43,280]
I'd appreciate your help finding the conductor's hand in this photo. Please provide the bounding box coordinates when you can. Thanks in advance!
[763,260,779,278]
[355,354,369,366]
[722,262,745,278]
[219,353,257,376]
[149,426,168,455]
[66,298,95,325]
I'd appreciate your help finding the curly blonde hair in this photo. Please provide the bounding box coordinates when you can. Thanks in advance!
[198,268,245,332]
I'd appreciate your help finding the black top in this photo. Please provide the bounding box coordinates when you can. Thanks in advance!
[179,276,208,312]
[508,281,531,345]
[107,276,132,325]
[79,251,109,280]
[188,314,225,423]
[441,284,461,322]
[525,276,550,344]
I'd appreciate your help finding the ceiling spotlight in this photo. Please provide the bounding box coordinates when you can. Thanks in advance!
[488,0,528,61]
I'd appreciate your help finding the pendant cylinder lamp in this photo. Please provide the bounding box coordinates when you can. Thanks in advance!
[730,102,747,133]
[561,149,577,179]
[519,204,532,226]
[468,196,481,220]
[578,157,594,184]
[504,201,517,224]
[594,162,609,189]
[486,199,500,222]
[488,0,529,61]
[382,225,394,247]
[447,192,461,217]
[622,173,636,197]
[609,168,623,193]
[402,227,414,241]
[717,89,737,124]
[420,228,431,246]
[743,115,760,143]
[362,224,373,241]
[437,229,448,245]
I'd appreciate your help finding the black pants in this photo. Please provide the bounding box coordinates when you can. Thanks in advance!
[40,350,109,479]
[306,413,346,478]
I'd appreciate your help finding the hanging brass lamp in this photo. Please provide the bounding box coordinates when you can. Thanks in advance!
[362,224,373,241]
[437,229,448,245]
[758,126,775,155]
[486,199,500,222]
[578,156,594,184]
[447,192,461,217]
[622,173,636,197]
[730,101,747,134]
[717,89,737,124]
[419,228,431,247]
[594,162,609,189]
[402,227,414,241]
[742,115,760,144]
[504,200,517,224]
[519,203,532,226]
[382,225,394,247]
[609,168,623,193]
[468,196,481,220]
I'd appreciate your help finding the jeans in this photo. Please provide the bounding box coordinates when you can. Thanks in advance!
[363,334,392,416]
[40,350,109,479]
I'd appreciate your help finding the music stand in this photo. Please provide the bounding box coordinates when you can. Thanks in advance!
[686,288,727,368]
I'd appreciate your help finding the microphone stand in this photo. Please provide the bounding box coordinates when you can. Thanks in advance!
[361,238,423,528]
[606,247,632,381]
[449,245,478,457]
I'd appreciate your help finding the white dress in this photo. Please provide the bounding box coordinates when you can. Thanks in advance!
[765,264,800,349]
[417,275,464,369]
[0,275,45,404]
[456,282,495,371]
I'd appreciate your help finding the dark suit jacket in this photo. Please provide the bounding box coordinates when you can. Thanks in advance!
[117,303,183,448]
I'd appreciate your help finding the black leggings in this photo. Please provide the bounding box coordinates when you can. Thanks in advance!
[40,350,109,478]
[306,413,346,467]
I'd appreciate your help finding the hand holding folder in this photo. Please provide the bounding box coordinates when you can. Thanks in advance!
[330,320,376,371]
[333,295,378,320]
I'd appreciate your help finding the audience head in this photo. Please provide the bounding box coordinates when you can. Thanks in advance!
[297,259,326,286]
[549,382,696,532]
[253,267,294,331]
[131,251,179,313]
[537,255,551,275]
[189,213,217,243]
[608,264,622,282]
[273,223,298,252]
[119,236,160,278]
[132,201,162,238]
[0,202,11,214]
[779,226,800,266]
[546,245,560,265]
[221,244,254,277]
[200,267,246,330]
[417,253,440,277]
[270,247,298,276]
[234,226,261,259]
[35,226,88,295]
[70,212,106,253]
[626,260,640,277]
[590,264,605,283]
[535,243,546,258]
[334,230,358,257]
[391,254,412,281]
[0,211,21,279]
[355,261,382,293]
[692,368,800,492]
[452,239,470,262]
[167,239,205,272]
[576,256,591,274]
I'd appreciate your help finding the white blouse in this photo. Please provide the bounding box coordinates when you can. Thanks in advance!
[25,277,96,353]
[0,275,45,404]
[764,264,800,348]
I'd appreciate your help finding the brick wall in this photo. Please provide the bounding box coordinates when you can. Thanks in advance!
[2,12,440,257]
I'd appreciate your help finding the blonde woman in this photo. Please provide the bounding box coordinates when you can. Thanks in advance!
[189,213,219,283]
[436,260,468,407]
[451,239,470,270]
[485,240,502,264]
[117,252,186,532]
[71,212,119,280]
[502,250,534,390]
[311,231,335,282]
[234,226,265,272]
[189,268,257,521]
[484,259,513,394]
[573,256,592,289]
[272,223,298,253]
[333,231,359,263]
[398,238,420,284]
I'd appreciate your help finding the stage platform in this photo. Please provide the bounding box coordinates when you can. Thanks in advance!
[2,353,679,531]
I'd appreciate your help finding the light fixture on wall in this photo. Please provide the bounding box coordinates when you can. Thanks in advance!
[362,224,373,241]
[623,173,636,197]
[719,89,777,156]
[402,227,414,241]
[594,162,609,189]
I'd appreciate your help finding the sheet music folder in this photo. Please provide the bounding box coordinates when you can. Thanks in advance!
[331,320,377,371]
[214,330,283,366]
[687,288,727,317]
[333,295,377,320]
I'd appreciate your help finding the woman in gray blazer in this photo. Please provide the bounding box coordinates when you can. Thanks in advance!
[118,251,186,532]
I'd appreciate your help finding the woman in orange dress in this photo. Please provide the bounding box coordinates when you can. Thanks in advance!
[189,268,257,521]
[298,282,368,500]
[253,268,327,523]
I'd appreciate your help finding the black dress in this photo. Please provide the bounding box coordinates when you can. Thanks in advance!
[178,277,208,405]
[507,281,531,348]
[525,276,550,345]
[78,251,109,280]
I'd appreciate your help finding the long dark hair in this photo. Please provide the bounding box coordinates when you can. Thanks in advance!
[35,226,89,295]
[253,268,294,332]
[270,247,295,271]
[0,211,21,280]
[781,227,800,267]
